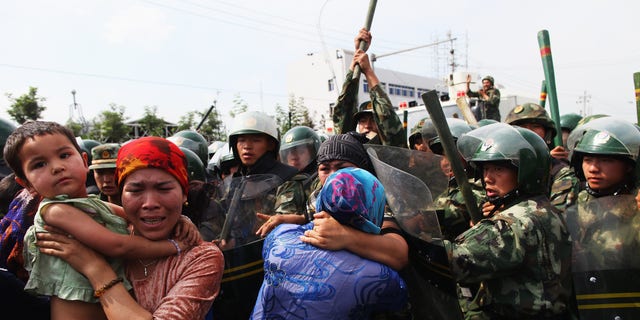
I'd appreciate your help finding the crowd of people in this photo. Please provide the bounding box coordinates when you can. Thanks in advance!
[0,27,638,320]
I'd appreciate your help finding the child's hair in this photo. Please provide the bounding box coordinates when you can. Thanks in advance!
[3,120,82,180]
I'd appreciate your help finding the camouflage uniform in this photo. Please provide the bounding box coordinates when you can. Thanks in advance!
[434,177,486,241]
[332,70,406,147]
[466,76,501,122]
[450,123,573,319]
[444,195,572,319]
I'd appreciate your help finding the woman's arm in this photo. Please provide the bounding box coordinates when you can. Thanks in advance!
[43,203,183,259]
[35,232,153,320]
[300,211,408,270]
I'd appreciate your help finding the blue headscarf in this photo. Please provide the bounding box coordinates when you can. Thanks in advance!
[316,167,385,234]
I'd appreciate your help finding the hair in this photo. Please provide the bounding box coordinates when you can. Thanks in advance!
[0,173,24,214]
[3,120,82,180]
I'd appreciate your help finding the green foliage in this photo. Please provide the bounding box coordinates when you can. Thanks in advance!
[275,94,315,134]
[89,104,129,142]
[177,112,198,131]
[229,94,249,118]
[139,106,167,137]
[66,119,84,137]
[5,86,46,123]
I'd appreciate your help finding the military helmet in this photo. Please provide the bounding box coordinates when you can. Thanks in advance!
[208,142,237,178]
[279,126,321,169]
[576,114,608,127]
[408,117,428,150]
[179,147,206,181]
[428,118,473,155]
[0,118,17,178]
[353,101,373,123]
[505,103,557,143]
[559,113,583,132]
[167,130,209,166]
[569,117,640,182]
[76,138,101,164]
[482,75,494,85]
[228,111,279,160]
[208,141,226,159]
[457,122,550,195]
[477,119,498,127]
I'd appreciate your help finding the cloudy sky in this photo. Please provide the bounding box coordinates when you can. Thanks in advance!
[1,0,638,128]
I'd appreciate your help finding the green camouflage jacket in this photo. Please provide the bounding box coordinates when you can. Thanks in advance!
[332,70,406,147]
[549,159,579,214]
[434,177,486,241]
[444,195,572,319]
[466,87,501,121]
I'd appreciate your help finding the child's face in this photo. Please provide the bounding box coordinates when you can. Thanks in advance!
[17,133,89,199]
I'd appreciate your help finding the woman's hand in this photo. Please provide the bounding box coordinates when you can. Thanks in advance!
[255,213,306,238]
[36,231,108,277]
[300,211,350,251]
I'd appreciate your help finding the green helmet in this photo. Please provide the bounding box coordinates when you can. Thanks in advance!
[559,113,583,131]
[0,118,17,177]
[477,119,498,127]
[576,114,608,127]
[458,122,550,195]
[505,103,557,143]
[75,138,101,164]
[167,130,209,166]
[482,75,494,85]
[353,101,373,122]
[179,147,206,181]
[428,118,473,155]
[228,111,279,160]
[408,117,428,150]
[208,142,237,178]
[569,117,640,182]
[279,126,320,170]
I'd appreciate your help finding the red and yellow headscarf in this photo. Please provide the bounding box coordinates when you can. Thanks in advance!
[116,136,189,195]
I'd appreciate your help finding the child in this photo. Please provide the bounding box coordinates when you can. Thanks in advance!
[3,120,189,320]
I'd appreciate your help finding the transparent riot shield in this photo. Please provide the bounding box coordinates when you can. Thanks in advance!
[367,145,463,320]
[211,174,284,320]
[565,194,640,319]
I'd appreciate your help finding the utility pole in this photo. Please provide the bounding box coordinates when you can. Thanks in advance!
[576,90,591,116]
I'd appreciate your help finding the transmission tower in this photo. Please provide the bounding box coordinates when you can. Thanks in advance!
[576,90,591,116]
[70,90,89,134]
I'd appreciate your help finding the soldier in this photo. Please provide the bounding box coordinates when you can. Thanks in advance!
[466,75,501,121]
[332,28,405,147]
[167,129,209,166]
[565,117,640,318]
[223,111,307,247]
[559,113,583,148]
[278,126,322,202]
[408,117,431,152]
[447,123,573,319]
[88,143,121,206]
[505,103,579,213]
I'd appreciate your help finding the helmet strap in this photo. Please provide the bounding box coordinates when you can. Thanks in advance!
[487,188,521,215]
[585,181,632,197]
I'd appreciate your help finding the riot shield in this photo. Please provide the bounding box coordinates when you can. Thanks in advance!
[565,194,640,319]
[211,174,284,320]
[366,145,463,320]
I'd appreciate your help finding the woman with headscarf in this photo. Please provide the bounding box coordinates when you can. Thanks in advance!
[35,136,225,319]
[251,167,407,318]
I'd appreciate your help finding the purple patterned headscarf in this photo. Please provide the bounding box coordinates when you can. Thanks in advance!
[316,167,385,234]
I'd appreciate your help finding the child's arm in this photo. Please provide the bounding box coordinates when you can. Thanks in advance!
[105,202,127,221]
[41,203,187,259]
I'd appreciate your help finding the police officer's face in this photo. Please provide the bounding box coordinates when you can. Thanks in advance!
[482,162,518,198]
[516,123,547,141]
[285,146,312,171]
[93,167,119,197]
[317,160,357,185]
[357,113,379,136]
[582,155,632,193]
[412,137,430,153]
[236,134,275,167]
[482,79,492,90]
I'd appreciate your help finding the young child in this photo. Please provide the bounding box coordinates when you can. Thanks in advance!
[3,120,190,320]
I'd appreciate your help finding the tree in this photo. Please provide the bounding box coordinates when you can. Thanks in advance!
[196,104,227,142]
[90,104,129,142]
[66,119,84,137]
[5,86,46,123]
[139,106,167,137]
[177,112,197,131]
[229,94,248,118]
[275,94,315,134]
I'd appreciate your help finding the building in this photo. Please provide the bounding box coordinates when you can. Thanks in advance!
[287,48,536,134]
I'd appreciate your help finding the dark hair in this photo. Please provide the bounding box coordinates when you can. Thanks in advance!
[316,132,374,174]
[0,173,24,214]
[3,120,82,180]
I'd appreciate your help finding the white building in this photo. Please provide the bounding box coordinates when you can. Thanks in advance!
[287,48,536,134]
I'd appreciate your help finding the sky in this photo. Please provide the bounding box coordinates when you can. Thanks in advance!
[1,0,639,130]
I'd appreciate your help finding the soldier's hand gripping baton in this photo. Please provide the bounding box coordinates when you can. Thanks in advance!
[422,91,483,224]
[537,30,563,147]
[352,0,378,80]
